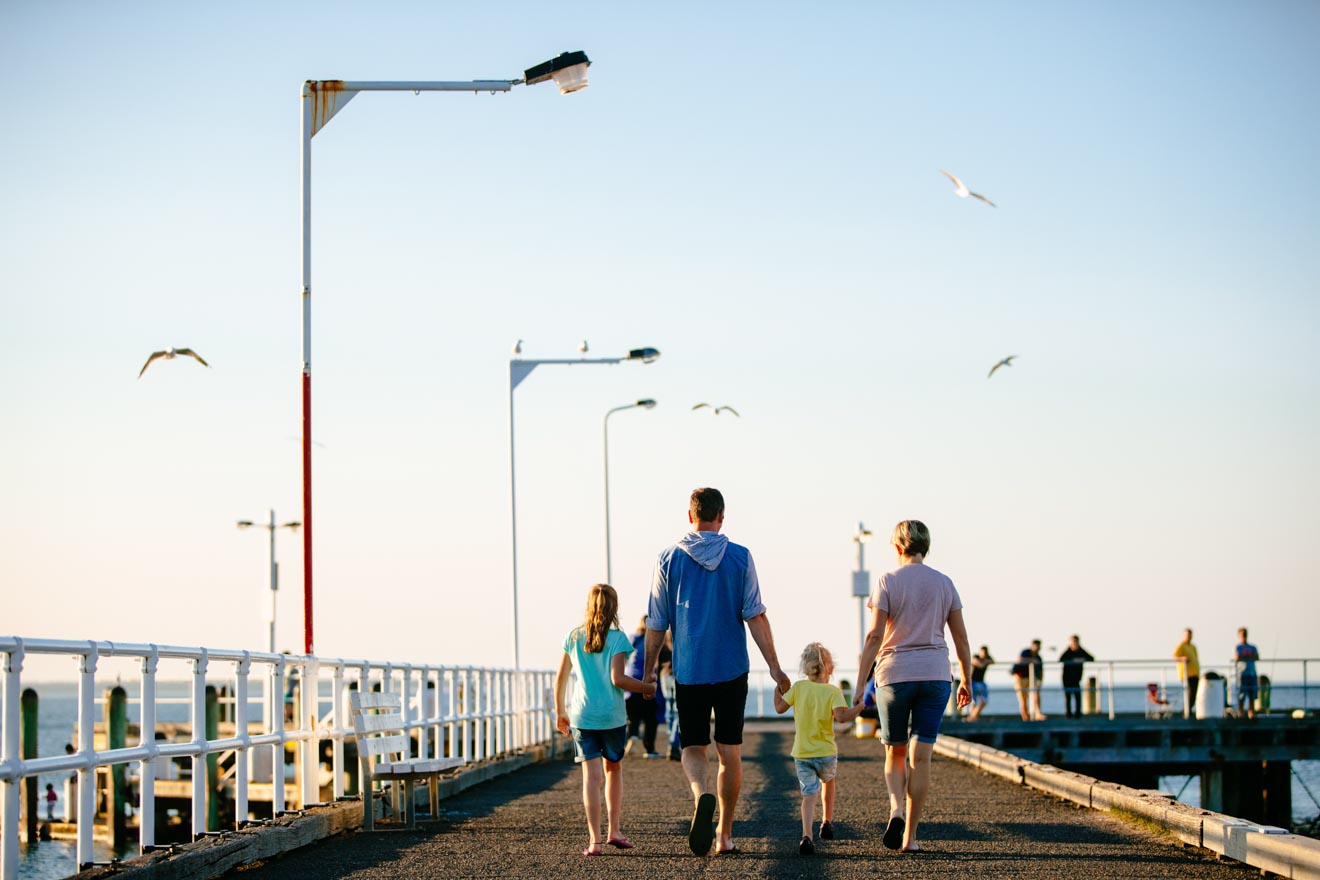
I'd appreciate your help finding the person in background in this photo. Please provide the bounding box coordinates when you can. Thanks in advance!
[624,616,661,758]
[554,583,657,856]
[1233,627,1260,720]
[1012,640,1047,721]
[1059,635,1094,718]
[1173,628,1200,709]
[45,783,57,821]
[659,631,681,760]
[967,646,994,721]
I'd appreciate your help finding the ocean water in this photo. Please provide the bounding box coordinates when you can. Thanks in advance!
[8,681,1319,879]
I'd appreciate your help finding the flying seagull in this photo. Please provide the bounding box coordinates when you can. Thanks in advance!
[987,355,1016,379]
[940,169,997,207]
[138,347,209,378]
[692,403,740,417]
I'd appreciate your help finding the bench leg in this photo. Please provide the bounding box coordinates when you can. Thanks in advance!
[429,773,439,819]
[360,762,374,832]
[403,779,415,829]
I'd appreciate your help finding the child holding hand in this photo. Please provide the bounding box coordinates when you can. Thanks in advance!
[774,642,862,855]
[554,583,657,856]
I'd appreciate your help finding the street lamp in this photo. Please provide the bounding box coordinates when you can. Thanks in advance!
[604,399,657,583]
[851,522,873,656]
[236,512,301,653]
[509,343,660,668]
[297,51,590,656]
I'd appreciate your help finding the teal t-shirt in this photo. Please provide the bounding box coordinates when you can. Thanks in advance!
[564,627,633,730]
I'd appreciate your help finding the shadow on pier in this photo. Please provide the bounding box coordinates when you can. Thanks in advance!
[228,722,1260,879]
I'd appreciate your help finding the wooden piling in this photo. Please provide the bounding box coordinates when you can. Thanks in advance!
[206,685,220,831]
[20,688,37,843]
[107,685,128,848]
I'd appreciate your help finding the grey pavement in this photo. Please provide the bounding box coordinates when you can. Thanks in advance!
[228,722,1258,879]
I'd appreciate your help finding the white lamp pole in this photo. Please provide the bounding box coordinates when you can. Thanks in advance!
[509,345,660,669]
[298,52,591,658]
[851,522,873,656]
[237,512,301,653]
[604,399,657,583]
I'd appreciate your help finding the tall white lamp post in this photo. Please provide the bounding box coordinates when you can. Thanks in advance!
[237,512,301,653]
[509,343,660,668]
[851,522,873,655]
[604,399,657,583]
[298,51,591,658]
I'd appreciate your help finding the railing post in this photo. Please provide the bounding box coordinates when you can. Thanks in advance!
[1106,661,1116,721]
[190,649,209,839]
[300,658,319,809]
[1,639,24,880]
[1305,659,1309,712]
[234,652,251,827]
[77,643,98,869]
[461,669,471,764]
[331,662,345,800]
[138,648,158,851]
[270,655,286,815]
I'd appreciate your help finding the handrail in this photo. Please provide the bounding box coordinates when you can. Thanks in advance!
[0,636,555,880]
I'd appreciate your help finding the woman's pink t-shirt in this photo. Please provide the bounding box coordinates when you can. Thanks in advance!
[867,563,962,686]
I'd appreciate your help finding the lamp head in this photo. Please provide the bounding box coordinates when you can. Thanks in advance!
[282,521,302,532]
[524,51,591,94]
[236,520,255,529]
[637,399,657,409]
[854,522,873,544]
[627,347,661,364]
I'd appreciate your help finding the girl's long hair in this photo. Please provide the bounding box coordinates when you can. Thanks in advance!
[582,583,621,653]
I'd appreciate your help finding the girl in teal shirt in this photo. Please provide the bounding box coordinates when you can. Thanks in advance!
[554,583,657,856]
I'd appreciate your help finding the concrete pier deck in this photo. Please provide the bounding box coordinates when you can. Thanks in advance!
[226,722,1261,879]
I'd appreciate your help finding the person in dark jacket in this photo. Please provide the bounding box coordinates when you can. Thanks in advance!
[1059,635,1094,718]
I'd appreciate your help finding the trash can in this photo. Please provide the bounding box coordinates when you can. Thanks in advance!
[1255,675,1271,714]
[1197,672,1227,719]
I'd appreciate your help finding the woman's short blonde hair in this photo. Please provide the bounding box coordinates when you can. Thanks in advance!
[891,520,931,557]
[800,642,833,678]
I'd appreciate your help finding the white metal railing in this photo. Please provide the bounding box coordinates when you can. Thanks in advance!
[0,637,554,880]
[749,657,1316,720]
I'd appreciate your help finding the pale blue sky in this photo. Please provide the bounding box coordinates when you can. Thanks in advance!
[3,2,1318,679]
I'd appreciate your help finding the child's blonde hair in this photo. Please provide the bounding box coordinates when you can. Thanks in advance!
[581,584,621,653]
[800,642,833,678]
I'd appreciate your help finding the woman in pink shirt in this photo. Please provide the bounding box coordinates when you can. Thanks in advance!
[854,520,972,853]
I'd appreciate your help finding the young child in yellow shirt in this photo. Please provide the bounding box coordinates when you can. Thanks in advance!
[774,642,863,855]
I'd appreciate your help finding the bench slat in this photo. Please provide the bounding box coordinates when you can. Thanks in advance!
[351,692,402,711]
[360,734,409,757]
[353,713,404,734]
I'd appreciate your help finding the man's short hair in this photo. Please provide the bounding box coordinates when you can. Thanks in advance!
[891,520,931,557]
[690,487,725,523]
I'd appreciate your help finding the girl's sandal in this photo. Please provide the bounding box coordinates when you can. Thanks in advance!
[582,845,604,856]
[606,837,634,849]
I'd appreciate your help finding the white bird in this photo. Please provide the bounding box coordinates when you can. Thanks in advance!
[138,347,209,378]
[512,339,523,356]
[692,403,740,417]
[940,169,997,207]
[577,340,589,354]
[987,355,1016,379]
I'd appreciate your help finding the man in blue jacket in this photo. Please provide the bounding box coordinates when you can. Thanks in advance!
[643,487,791,856]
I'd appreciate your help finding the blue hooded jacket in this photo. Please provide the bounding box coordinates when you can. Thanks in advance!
[646,531,767,685]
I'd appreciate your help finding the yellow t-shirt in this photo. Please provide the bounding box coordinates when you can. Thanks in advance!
[1174,642,1200,677]
[783,680,847,759]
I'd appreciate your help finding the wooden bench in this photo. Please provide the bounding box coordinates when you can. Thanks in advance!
[350,691,464,830]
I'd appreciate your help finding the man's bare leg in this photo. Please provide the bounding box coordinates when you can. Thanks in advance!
[681,744,709,798]
[681,745,717,855]
[714,741,742,851]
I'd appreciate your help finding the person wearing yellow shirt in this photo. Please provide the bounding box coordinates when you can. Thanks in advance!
[774,643,863,855]
[1173,628,1200,708]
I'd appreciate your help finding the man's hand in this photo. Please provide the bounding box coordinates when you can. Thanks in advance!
[772,668,791,695]
[642,670,657,701]
[556,713,571,736]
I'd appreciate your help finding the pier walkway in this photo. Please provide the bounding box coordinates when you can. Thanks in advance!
[229,723,1258,879]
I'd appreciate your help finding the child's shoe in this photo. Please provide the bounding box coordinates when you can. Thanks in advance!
[820,820,834,840]
[799,835,815,856]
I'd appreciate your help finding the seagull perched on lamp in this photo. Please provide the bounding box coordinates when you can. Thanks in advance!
[987,355,1017,379]
[940,169,997,207]
[138,347,209,378]
[692,403,740,417]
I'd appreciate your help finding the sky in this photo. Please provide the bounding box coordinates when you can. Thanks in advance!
[3,2,1318,683]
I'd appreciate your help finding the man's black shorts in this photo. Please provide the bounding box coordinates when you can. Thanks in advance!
[676,674,748,747]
